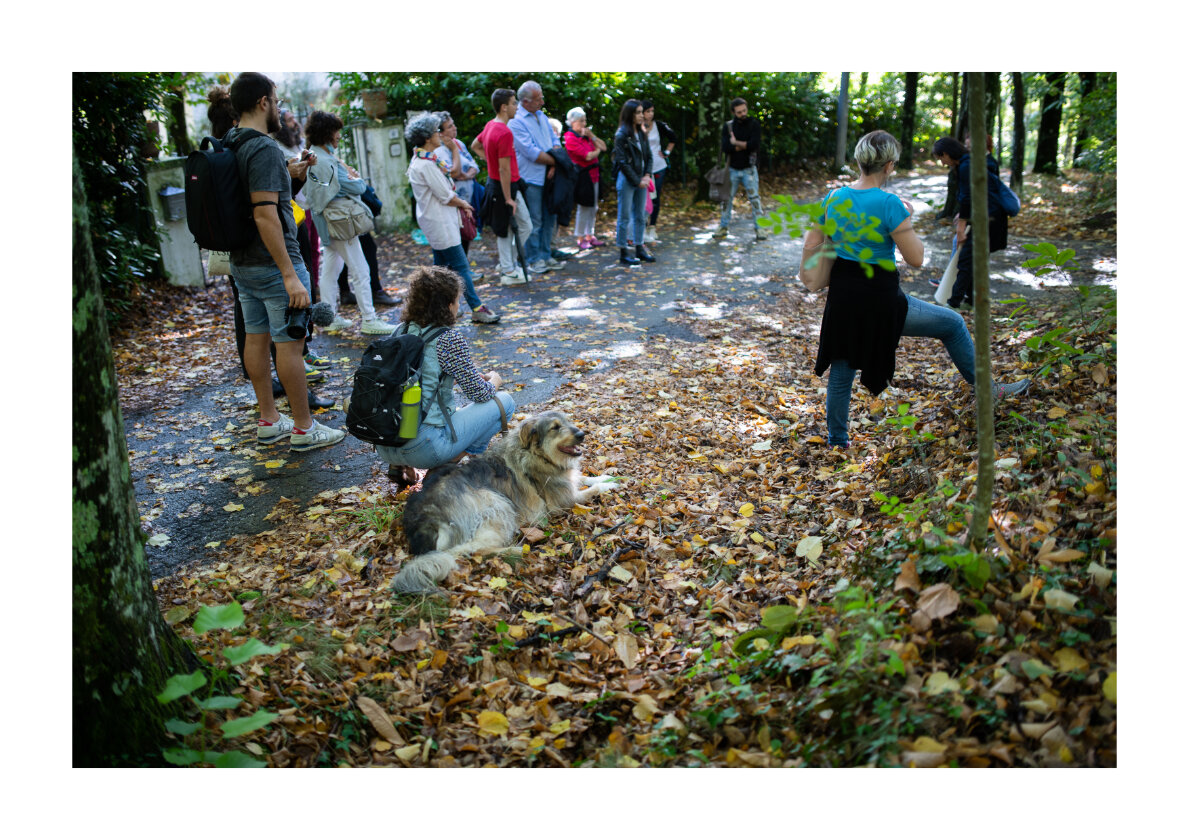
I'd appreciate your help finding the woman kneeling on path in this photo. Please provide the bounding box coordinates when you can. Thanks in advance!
[377,267,515,488]
[805,130,1030,449]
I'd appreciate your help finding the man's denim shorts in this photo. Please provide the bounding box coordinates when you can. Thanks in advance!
[230,261,311,343]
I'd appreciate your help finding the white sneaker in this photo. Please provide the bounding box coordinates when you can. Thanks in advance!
[257,413,295,445]
[361,318,397,335]
[290,418,346,452]
[472,270,485,281]
[644,225,659,244]
[500,269,528,285]
[527,260,550,274]
[326,315,352,332]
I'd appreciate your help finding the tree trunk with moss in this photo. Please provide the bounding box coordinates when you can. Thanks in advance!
[694,72,727,203]
[1033,72,1065,174]
[73,143,198,766]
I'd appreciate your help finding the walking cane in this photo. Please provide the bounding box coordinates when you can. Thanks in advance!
[512,216,530,282]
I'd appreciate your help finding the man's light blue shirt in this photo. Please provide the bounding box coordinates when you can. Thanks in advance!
[509,103,559,186]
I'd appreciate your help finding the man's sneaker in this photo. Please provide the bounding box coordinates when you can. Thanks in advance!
[545,257,563,270]
[290,418,346,452]
[550,249,571,261]
[471,304,501,324]
[304,361,324,382]
[500,269,528,285]
[361,318,397,335]
[472,270,485,282]
[927,277,941,288]
[713,226,729,239]
[326,315,352,332]
[755,228,769,241]
[304,351,332,368]
[257,413,295,445]
[992,379,1031,403]
[527,260,550,274]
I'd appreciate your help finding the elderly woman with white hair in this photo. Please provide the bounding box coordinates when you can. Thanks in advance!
[563,106,607,250]
[405,112,501,325]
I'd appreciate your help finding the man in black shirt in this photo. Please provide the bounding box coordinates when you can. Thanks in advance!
[714,98,767,241]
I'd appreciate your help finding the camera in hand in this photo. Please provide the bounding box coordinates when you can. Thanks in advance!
[284,301,335,339]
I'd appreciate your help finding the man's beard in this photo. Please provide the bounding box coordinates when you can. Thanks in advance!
[275,122,301,149]
[266,105,282,134]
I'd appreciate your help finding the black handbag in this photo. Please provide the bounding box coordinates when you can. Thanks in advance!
[360,184,383,218]
[575,164,597,207]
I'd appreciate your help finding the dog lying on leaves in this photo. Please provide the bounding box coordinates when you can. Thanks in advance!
[390,411,617,593]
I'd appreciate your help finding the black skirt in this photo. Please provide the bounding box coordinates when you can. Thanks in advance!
[813,257,908,396]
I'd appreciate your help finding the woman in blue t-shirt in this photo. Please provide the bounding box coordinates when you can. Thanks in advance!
[804,130,1030,449]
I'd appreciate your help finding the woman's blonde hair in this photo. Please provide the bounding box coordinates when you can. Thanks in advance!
[853,130,901,175]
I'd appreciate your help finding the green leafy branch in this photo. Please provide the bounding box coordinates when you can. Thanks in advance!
[156,602,286,768]
[762,193,898,279]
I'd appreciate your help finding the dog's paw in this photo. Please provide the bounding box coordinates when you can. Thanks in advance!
[585,475,620,495]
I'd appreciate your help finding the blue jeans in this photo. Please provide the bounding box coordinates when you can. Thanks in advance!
[616,172,647,248]
[432,244,481,310]
[522,182,555,264]
[719,165,763,229]
[825,295,976,446]
[230,260,312,343]
[376,391,516,469]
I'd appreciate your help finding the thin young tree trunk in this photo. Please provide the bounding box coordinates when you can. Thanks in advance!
[899,72,918,170]
[1073,72,1098,168]
[967,73,994,553]
[835,72,850,169]
[73,143,199,766]
[1011,72,1026,193]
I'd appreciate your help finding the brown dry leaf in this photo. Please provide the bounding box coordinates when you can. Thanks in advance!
[613,634,639,669]
[893,558,921,593]
[356,696,404,745]
[917,583,960,621]
[520,526,547,544]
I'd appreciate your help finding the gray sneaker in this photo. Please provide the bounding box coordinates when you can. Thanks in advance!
[290,418,346,452]
[471,305,501,324]
[755,228,769,241]
[713,226,729,239]
[257,413,295,445]
[545,257,563,270]
[993,379,1031,403]
[527,260,550,274]
[361,318,397,335]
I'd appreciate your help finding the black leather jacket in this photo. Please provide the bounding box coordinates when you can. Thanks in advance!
[612,125,652,185]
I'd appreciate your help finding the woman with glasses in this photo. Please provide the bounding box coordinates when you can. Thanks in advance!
[405,112,500,325]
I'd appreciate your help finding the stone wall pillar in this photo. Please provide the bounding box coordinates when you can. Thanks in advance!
[350,119,411,234]
[144,157,205,288]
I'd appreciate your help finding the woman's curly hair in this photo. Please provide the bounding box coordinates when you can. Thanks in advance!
[304,110,344,148]
[400,266,460,328]
[207,85,237,140]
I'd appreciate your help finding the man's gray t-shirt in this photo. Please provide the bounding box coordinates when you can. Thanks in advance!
[226,127,303,269]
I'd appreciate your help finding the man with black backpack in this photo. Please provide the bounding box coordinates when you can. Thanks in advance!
[225,73,345,452]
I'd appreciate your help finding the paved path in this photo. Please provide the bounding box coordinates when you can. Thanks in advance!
[129,173,1115,578]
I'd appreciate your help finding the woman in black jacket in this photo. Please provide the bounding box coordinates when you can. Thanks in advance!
[641,100,677,244]
[612,99,655,265]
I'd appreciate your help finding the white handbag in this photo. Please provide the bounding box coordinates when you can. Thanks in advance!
[933,249,960,305]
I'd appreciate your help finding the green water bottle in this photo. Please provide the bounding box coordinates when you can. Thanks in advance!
[397,383,422,439]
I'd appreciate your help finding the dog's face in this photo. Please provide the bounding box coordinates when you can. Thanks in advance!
[518,411,585,467]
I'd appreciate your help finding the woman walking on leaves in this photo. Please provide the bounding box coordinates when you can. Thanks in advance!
[611,99,655,266]
[805,130,1030,449]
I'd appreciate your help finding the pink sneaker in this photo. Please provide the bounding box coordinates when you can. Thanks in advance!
[590,236,607,247]
[578,239,592,250]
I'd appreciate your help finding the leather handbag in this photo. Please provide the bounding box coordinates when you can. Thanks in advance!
[798,231,835,292]
[460,207,477,243]
[323,196,374,240]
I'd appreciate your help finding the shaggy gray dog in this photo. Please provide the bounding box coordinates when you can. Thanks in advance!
[391,411,616,592]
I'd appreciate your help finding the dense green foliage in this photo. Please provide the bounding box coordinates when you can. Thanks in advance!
[72,73,171,319]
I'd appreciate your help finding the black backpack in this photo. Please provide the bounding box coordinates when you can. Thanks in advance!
[184,129,279,252]
[345,325,455,447]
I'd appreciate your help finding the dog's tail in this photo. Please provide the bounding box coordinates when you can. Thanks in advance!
[389,551,458,594]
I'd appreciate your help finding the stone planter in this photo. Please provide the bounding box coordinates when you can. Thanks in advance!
[361,90,388,120]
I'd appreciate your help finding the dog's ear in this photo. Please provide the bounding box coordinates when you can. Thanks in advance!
[518,416,539,450]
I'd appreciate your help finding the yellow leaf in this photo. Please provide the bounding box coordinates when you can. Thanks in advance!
[750,532,766,544]
[613,634,639,669]
[924,672,961,695]
[462,605,485,619]
[1103,672,1117,703]
[1039,548,1087,563]
[971,614,999,635]
[1043,588,1079,611]
[608,565,633,583]
[751,637,770,652]
[524,676,547,688]
[356,696,403,744]
[223,503,244,512]
[1053,648,1089,672]
[545,682,572,697]
[489,577,508,589]
[204,541,221,549]
[1047,406,1068,419]
[1087,562,1113,588]
[632,695,660,722]
[550,719,572,735]
[394,745,420,760]
[264,459,286,469]
[911,736,947,754]
[795,536,823,561]
[781,634,816,649]
[477,710,509,736]
[738,503,755,517]
[572,504,592,514]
